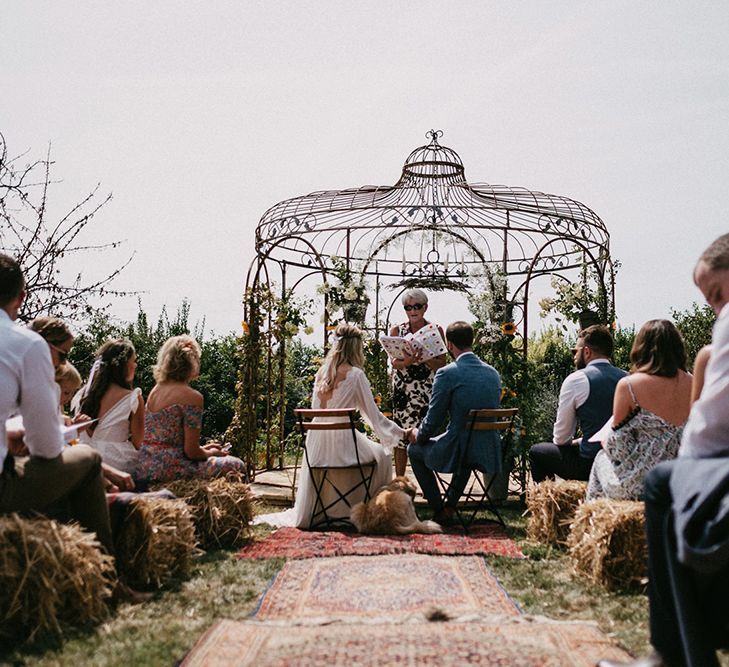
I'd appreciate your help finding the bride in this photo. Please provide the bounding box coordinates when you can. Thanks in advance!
[257,323,407,529]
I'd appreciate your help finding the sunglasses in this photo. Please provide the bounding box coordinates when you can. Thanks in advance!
[404,303,425,312]
[49,342,69,363]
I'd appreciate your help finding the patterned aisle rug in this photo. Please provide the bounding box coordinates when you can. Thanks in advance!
[237,523,523,560]
[181,618,632,667]
[254,554,520,620]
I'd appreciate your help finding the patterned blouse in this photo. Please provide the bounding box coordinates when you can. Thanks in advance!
[587,382,683,501]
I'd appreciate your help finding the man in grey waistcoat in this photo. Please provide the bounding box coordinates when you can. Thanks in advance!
[529,324,626,483]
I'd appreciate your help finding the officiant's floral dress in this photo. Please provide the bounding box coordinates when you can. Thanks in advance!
[134,404,246,485]
[392,321,436,431]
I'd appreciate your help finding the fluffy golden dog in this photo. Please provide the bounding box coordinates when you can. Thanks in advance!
[350,476,443,535]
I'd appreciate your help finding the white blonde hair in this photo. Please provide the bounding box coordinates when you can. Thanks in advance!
[314,324,364,397]
[153,335,201,383]
[401,288,428,305]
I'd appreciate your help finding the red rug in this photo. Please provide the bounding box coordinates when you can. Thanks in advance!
[181,618,632,667]
[254,554,521,620]
[237,523,523,560]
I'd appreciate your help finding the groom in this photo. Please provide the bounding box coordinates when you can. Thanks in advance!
[407,321,501,524]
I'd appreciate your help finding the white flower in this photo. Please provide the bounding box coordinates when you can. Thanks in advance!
[343,286,358,301]
[304,326,314,335]
[316,283,331,295]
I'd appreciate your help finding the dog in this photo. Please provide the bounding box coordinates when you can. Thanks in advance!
[350,476,443,535]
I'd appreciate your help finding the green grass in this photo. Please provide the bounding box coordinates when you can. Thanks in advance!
[3,501,727,666]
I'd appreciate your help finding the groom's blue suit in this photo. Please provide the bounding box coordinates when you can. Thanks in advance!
[408,351,501,511]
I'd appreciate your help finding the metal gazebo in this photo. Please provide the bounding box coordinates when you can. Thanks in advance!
[237,130,615,475]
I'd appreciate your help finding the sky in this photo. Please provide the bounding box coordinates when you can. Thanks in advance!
[2,1,728,339]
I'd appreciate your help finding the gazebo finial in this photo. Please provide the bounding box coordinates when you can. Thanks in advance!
[426,129,443,144]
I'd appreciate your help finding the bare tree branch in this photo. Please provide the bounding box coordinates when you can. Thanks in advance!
[0,131,136,322]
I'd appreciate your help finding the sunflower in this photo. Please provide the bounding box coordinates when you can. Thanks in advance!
[501,321,517,336]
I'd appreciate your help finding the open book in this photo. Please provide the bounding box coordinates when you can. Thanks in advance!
[379,322,447,363]
[5,415,97,444]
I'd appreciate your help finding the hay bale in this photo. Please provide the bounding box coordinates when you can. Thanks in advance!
[115,497,199,589]
[526,479,587,546]
[0,514,115,642]
[567,499,647,591]
[157,474,254,548]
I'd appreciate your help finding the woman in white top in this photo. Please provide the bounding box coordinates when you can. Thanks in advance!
[77,339,145,475]
[257,323,407,528]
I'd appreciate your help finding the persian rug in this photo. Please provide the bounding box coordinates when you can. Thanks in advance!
[181,618,633,667]
[237,523,523,560]
[254,554,521,620]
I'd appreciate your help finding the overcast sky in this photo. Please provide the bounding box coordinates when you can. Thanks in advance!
[3,1,728,338]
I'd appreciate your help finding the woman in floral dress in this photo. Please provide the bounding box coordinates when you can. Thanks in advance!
[389,289,447,476]
[587,320,692,501]
[134,335,246,485]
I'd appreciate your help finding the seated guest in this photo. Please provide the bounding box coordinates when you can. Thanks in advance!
[134,335,246,485]
[407,321,501,524]
[0,254,146,602]
[529,325,627,483]
[256,323,405,528]
[597,234,729,667]
[56,361,82,414]
[75,339,145,475]
[587,320,692,501]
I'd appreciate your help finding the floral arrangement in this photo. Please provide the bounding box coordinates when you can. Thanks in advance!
[316,256,370,325]
[467,265,515,345]
[538,257,615,329]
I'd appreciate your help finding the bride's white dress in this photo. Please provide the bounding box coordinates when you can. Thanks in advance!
[257,367,404,529]
[78,388,142,474]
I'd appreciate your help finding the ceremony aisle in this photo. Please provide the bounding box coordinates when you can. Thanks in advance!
[182,551,632,666]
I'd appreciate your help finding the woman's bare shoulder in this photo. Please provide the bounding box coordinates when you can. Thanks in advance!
[148,383,203,410]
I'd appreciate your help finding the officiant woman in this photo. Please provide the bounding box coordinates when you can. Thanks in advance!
[390,289,447,476]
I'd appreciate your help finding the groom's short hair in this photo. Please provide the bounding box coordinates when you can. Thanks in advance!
[446,321,473,350]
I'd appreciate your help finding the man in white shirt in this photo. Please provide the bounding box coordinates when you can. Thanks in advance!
[529,325,626,483]
[598,234,729,667]
[0,253,113,554]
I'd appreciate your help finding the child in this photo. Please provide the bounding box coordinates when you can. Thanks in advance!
[55,362,82,418]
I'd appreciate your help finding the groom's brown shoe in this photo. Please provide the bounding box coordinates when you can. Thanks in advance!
[596,651,666,667]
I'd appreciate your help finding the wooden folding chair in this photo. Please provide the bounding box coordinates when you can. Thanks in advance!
[435,407,518,531]
[294,408,376,530]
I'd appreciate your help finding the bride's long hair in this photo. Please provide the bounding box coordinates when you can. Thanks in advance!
[314,323,364,398]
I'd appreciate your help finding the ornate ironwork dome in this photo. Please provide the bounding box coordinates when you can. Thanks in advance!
[251,129,614,336]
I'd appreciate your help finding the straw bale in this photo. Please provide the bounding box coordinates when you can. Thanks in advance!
[156,473,254,548]
[526,479,587,546]
[0,514,115,642]
[115,497,199,589]
[567,499,647,591]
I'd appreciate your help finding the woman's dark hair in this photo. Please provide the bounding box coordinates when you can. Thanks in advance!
[79,339,136,419]
[630,319,687,377]
[28,316,73,345]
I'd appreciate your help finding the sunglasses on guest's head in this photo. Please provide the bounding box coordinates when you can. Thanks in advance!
[49,342,69,363]
[404,303,424,312]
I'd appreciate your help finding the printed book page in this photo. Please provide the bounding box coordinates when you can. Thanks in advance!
[378,335,415,360]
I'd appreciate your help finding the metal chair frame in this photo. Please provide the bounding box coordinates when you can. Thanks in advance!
[435,407,518,531]
[294,407,376,530]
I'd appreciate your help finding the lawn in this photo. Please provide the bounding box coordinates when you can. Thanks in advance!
[3,502,726,666]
